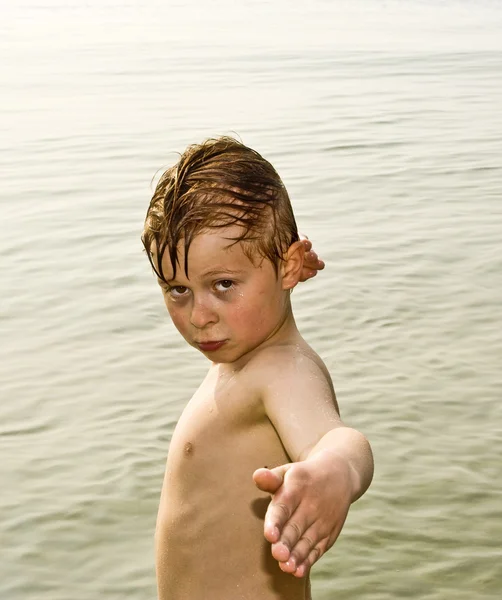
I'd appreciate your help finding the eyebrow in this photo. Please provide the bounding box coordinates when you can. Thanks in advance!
[200,268,244,278]
[157,268,243,285]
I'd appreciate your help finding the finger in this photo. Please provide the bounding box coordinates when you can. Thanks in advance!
[253,467,285,494]
[305,257,325,271]
[264,490,302,546]
[264,489,301,546]
[294,524,343,578]
[272,539,291,563]
[304,253,325,273]
[299,269,318,283]
[271,511,311,566]
[293,540,328,578]
[264,501,291,547]
[304,250,318,265]
[254,464,293,543]
[278,525,318,573]
[299,233,310,242]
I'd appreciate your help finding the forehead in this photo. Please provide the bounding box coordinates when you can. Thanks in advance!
[159,227,263,282]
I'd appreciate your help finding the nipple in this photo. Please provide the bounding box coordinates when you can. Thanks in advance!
[184,442,194,456]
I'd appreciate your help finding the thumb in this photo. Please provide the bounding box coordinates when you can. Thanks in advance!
[253,464,292,494]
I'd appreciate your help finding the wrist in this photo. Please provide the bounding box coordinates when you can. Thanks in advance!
[305,448,361,504]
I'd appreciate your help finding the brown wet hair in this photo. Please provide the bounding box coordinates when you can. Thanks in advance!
[142,136,299,282]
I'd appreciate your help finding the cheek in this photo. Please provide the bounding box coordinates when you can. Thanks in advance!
[228,290,280,334]
[167,304,189,335]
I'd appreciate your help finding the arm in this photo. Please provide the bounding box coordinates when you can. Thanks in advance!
[253,351,374,578]
[304,426,373,502]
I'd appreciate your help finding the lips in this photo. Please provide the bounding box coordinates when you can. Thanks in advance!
[196,340,227,352]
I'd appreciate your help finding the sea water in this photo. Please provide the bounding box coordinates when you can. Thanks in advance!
[1,1,502,598]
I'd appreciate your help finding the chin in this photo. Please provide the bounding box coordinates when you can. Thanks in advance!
[195,343,246,365]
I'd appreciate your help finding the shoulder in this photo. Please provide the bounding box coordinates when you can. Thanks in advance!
[242,342,336,403]
[242,342,342,462]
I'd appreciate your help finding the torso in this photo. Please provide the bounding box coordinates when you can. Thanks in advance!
[155,361,310,600]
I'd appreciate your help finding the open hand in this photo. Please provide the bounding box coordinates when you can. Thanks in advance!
[253,452,353,578]
[299,236,325,282]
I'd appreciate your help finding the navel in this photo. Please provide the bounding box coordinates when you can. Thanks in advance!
[184,441,194,456]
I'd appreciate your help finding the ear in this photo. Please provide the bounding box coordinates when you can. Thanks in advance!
[280,241,305,290]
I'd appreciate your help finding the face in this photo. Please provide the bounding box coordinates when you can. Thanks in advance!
[157,228,294,365]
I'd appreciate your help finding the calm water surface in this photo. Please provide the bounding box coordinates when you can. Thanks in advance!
[2,1,502,598]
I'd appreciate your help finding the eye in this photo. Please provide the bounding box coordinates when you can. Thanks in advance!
[214,280,234,292]
[160,283,189,298]
[170,285,189,297]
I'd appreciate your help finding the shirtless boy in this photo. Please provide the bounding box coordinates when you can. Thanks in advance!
[142,137,374,600]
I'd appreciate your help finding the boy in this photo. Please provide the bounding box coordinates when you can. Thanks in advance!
[142,137,374,600]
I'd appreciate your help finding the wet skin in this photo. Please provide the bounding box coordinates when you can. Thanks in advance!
[153,228,372,600]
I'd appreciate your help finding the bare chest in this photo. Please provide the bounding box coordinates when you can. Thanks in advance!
[161,368,289,517]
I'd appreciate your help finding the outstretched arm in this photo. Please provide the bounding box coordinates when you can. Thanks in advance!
[253,352,373,578]
[254,427,373,577]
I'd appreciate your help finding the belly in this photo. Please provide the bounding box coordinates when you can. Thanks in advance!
[155,413,306,599]
[157,492,307,600]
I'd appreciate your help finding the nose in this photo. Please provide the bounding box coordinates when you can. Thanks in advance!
[190,296,218,329]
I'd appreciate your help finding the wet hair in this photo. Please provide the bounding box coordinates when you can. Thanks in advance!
[142,136,299,282]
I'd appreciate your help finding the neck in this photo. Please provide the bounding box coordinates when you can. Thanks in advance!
[222,302,301,372]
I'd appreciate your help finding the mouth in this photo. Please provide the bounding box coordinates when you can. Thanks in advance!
[196,340,227,352]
